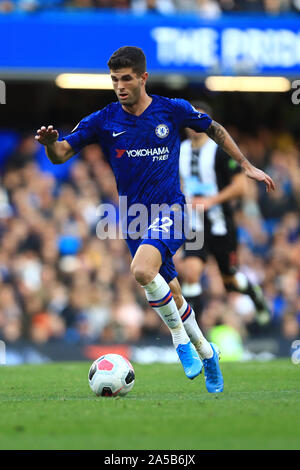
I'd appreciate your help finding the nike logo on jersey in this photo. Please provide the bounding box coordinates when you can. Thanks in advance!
[113,131,126,137]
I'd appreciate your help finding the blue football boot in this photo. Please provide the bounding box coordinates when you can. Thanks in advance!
[203,343,224,393]
[176,341,203,380]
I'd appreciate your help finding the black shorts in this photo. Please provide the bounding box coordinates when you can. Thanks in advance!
[183,223,238,277]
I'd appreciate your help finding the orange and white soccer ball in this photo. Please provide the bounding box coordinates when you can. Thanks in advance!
[88,354,135,397]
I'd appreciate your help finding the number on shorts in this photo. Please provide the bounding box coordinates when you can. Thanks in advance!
[148,216,173,233]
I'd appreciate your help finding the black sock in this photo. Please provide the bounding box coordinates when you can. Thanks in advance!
[224,273,269,313]
[183,294,205,317]
[181,283,205,317]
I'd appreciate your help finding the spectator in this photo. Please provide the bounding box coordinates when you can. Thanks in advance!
[195,0,222,17]
[112,288,145,341]
[0,0,63,12]
[263,0,290,14]
[258,148,300,224]
[67,0,95,9]
[0,0,298,13]
[131,0,176,14]
[175,0,221,16]
[0,1,14,12]
[233,0,264,12]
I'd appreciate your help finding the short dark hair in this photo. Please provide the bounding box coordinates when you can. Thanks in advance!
[190,100,213,118]
[107,46,146,76]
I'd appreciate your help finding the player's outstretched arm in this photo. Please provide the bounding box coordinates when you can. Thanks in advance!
[35,125,75,164]
[205,121,275,192]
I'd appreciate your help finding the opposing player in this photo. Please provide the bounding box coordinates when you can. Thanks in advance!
[179,101,272,327]
[35,46,275,393]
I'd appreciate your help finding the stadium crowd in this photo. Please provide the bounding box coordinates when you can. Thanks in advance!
[0,123,299,350]
[0,0,300,16]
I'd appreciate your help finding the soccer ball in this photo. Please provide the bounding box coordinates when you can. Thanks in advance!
[88,353,135,397]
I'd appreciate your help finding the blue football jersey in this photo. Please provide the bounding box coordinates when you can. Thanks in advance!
[63,95,212,214]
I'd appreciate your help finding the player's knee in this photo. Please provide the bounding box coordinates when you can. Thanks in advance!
[130,262,157,286]
[184,272,201,284]
[182,257,204,284]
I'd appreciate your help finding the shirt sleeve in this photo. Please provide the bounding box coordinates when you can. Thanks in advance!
[173,98,212,132]
[62,110,102,154]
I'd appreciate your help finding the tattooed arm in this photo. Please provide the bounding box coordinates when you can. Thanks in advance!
[206,121,248,167]
[205,120,275,192]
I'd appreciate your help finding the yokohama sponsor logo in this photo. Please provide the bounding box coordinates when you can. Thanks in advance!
[116,147,169,159]
[127,147,169,158]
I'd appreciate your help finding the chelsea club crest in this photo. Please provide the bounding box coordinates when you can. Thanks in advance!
[155,124,169,139]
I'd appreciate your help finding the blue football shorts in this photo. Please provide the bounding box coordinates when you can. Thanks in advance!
[124,203,188,284]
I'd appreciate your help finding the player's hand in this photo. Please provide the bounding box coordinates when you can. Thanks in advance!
[35,125,59,146]
[243,164,275,192]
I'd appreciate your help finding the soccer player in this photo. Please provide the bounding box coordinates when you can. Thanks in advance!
[179,101,272,328]
[35,46,275,393]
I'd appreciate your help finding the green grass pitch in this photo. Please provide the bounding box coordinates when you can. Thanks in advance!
[0,359,299,450]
